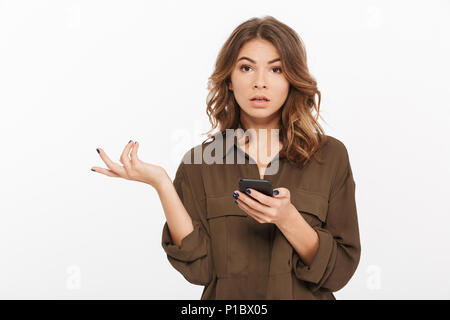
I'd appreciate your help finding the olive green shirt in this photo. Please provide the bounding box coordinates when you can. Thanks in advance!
[161,132,361,300]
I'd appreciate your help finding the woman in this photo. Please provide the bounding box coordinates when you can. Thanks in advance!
[91,16,361,300]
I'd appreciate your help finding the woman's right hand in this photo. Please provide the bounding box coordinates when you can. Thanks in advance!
[91,140,169,190]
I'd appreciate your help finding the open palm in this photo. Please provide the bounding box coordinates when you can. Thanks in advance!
[91,140,168,188]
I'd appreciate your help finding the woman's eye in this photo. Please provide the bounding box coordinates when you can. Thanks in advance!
[239,65,282,73]
[272,67,282,73]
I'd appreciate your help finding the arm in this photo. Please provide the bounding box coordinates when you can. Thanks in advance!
[276,205,320,266]
[91,141,212,285]
[159,162,213,286]
[156,175,194,247]
[282,147,361,293]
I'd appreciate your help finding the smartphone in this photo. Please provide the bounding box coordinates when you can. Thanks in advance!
[238,178,273,199]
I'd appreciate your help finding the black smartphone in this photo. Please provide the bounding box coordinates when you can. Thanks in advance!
[238,178,273,199]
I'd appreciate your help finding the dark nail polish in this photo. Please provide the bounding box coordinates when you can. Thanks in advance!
[234,200,238,204]
[135,141,137,144]
[91,168,96,172]
[129,140,132,143]
[233,192,239,198]
[274,189,279,195]
[246,189,251,194]
[96,148,100,154]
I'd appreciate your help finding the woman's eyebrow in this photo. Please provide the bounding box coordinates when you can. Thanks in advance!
[237,56,281,64]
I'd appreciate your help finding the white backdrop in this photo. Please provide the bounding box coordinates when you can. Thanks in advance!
[1,0,449,299]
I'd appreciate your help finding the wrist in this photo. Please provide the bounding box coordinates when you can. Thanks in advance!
[154,173,172,193]
[276,203,298,230]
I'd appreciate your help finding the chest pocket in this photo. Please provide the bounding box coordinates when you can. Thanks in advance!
[206,194,249,278]
[290,189,328,227]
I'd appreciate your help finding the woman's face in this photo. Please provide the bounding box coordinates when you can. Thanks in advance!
[228,38,290,124]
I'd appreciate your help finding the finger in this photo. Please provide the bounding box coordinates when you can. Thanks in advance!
[272,187,290,198]
[120,140,134,167]
[242,188,277,207]
[236,191,271,216]
[236,198,267,224]
[234,190,272,215]
[91,167,120,178]
[96,147,126,176]
[235,189,276,215]
[130,141,140,162]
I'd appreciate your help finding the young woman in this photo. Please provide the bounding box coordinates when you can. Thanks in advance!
[91,16,361,300]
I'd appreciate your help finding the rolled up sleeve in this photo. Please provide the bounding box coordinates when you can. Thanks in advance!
[161,162,213,286]
[293,147,361,293]
[162,219,208,262]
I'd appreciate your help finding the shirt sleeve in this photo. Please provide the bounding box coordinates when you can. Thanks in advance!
[161,162,213,286]
[292,144,361,293]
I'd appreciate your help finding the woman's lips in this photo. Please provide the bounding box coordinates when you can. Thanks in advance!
[250,99,270,107]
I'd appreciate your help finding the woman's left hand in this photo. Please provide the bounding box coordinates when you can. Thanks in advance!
[232,187,296,226]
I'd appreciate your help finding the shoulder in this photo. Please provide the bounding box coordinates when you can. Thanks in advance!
[318,135,355,191]
[314,135,353,185]
[179,139,215,165]
[318,134,351,164]
[321,134,349,155]
[176,136,218,179]
[179,132,224,164]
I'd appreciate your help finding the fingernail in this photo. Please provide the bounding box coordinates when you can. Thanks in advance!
[135,141,137,144]
[246,189,251,194]
[91,168,96,172]
[234,199,238,204]
[273,189,279,195]
[129,140,132,143]
[233,192,239,199]
[96,148,100,154]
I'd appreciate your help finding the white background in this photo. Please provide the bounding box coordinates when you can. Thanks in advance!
[1,0,449,299]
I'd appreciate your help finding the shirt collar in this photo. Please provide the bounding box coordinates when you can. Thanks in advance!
[218,122,284,162]
[221,122,246,159]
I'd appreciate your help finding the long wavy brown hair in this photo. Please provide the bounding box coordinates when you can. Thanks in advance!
[202,15,328,169]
